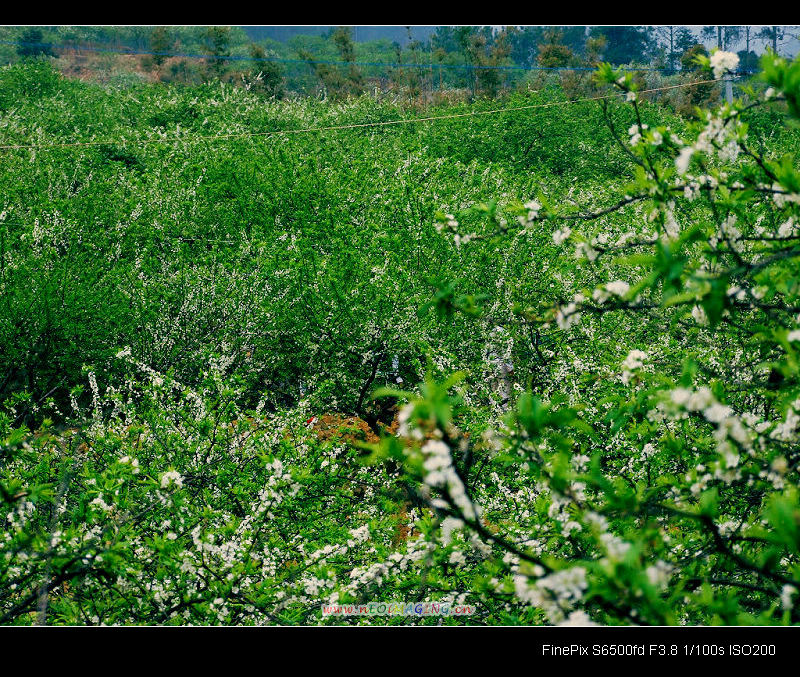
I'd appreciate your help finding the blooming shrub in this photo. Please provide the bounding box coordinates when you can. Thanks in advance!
[418,50,800,625]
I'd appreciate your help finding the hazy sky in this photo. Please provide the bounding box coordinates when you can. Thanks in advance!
[493,25,800,56]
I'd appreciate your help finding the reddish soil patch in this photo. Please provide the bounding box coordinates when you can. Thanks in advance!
[391,504,412,547]
[310,413,380,446]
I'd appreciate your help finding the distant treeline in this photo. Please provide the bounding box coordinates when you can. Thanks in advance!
[241,26,438,45]
[1,25,794,99]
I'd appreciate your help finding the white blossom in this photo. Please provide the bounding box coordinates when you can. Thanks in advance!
[709,50,739,79]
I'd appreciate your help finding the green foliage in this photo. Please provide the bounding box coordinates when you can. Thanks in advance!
[2,52,800,626]
[16,28,55,59]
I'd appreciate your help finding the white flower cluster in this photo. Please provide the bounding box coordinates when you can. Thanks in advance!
[709,50,739,79]
[160,470,184,489]
[593,280,630,304]
[645,561,674,589]
[575,240,600,262]
[344,537,432,597]
[552,226,571,245]
[422,439,479,521]
[629,123,665,148]
[710,214,742,251]
[556,293,585,330]
[396,403,420,440]
[676,147,694,175]
[621,349,647,385]
[776,217,799,239]
[440,516,465,545]
[89,495,113,513]
[514,566,589,623]
[435,213,459,233]
[519,200,542,227]
[548,493,582,536]
[771,183,800,207]
[691,305,709,326]
[667,387,757,475]
[599,531,631,560]
[452,232,475,249]
[628,123,648,146]
[782,585,797,611]
[676,107,742,180]
[119,455,140,474]
[770,401,800,443]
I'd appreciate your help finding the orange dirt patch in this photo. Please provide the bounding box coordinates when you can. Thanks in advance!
[481,517,501,534]
[310,414,380,446]
[391,504,412,547]
[377,412,400,437]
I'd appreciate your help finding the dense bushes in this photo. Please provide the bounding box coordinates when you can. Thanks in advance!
[0,61,679,423]
[2,53,800,625]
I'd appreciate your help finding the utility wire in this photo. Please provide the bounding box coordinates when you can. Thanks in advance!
[0,78,723,153]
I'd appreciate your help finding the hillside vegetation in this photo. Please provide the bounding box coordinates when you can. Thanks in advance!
[2,54,800,625]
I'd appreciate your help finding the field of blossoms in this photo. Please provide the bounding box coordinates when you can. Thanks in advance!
[2,51,800,625]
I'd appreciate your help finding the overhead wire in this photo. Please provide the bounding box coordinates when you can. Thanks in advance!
[0,77,724,153]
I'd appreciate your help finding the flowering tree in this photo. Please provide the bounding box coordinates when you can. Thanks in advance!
[407,49,800,624]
